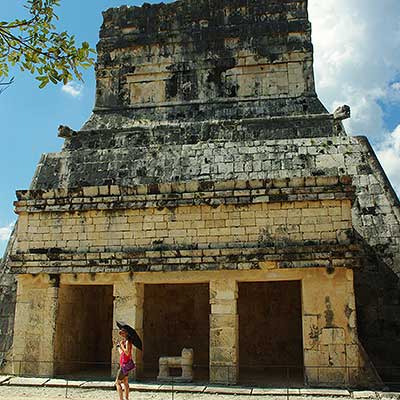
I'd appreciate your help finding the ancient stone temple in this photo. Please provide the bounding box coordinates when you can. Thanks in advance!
[1,0,400,388]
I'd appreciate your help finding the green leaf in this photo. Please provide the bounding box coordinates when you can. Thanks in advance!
[1,0,96,90]
[38,76,49,88]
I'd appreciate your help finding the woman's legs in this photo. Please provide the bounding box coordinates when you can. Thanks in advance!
[123,376,130,400]
[115,378,124,400]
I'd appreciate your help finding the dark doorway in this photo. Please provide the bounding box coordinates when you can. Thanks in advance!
[238,281,304,386]
[143,283,210,382]
[54,285,113,378]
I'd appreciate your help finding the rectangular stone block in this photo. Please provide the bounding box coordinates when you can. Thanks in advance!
[81,381,116,389]
[45,379,69,387]
[318,367,346,385]
[210,347,238,364]
[346,344,360,368]
[209,365,237,384]
[211,303,237,315]
[8,377,50,386]
[304,350,320,367]
[304,367,319,386]
[320,328,345,345]
[210,315,237,329]
[205,386,251,395]
[321,328,333,345]
[210,328,237,348]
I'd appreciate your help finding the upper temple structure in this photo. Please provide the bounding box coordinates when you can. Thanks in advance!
[1,0,399,388]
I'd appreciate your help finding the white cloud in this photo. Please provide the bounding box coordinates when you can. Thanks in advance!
[61,81,83,98]
[309,0,400,195]
[309,0,400,138]
[391,82,400,92]
[0,223,14,242]
[377,125,400,194]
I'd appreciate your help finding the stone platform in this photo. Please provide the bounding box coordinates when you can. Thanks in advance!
[1,375,399,399]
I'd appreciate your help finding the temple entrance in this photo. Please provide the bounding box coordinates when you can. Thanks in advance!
[143,283,210,382]
[238,281,304,386]
[54,285,113,377]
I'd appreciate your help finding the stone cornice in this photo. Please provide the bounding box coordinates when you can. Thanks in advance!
[15,176,354,214]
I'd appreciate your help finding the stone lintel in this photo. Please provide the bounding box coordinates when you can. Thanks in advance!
[9,242,361,274]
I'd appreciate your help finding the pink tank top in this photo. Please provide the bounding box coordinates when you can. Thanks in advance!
[119,341,132,366]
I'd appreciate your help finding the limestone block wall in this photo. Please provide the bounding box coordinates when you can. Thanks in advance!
[28,134,384,192]
[13,198,351,256]
[97,0,316,111]
[10,176,360,279]
[29,132,400,375]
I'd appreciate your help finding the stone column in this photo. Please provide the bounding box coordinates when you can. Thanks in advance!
[12,274,59,377]
[113,281,144,378]
[12,277,31,376]
[209,279,239,384]
[38,278,59,376]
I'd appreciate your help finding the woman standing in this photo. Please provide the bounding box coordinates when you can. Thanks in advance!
[115,328,135,400]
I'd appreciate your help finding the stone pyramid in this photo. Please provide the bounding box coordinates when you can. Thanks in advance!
[1,0,399,385]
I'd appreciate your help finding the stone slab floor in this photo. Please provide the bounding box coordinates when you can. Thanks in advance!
[0,377,399,400]
[0,386,400,400]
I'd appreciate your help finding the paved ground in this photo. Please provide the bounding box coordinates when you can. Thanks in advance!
[0,386,400,400]
[0,377,399,400]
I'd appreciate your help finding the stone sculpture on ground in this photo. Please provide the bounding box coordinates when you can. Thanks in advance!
[157,348,194,382]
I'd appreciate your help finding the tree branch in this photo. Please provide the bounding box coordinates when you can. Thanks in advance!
[0,16,38,30]
[0,76,14,94]
[0,27,71,62]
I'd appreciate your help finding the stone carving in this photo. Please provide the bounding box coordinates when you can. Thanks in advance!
[57,125,77,139]
[157,348,194,382]
[333,105,351,120]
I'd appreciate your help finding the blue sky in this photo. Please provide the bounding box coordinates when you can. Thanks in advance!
[1,0,400,256]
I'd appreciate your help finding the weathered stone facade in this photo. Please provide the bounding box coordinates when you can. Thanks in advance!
[1,0,399,388]
[0,227,17,370]
[94,0,322,119]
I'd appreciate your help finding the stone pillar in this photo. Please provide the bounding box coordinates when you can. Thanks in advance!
[12,277,31,376]
[113,281,144,378]
[12,275,59,377]
[38,278,59,376]
[302,269,366,387]
[209,279,239,384]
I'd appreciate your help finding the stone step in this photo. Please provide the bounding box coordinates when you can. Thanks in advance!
[7,377,49,386]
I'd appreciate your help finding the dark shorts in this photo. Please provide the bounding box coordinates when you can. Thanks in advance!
[116,367,129,381]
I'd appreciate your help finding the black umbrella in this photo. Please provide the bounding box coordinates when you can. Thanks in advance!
[116,321,143,351]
